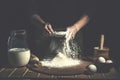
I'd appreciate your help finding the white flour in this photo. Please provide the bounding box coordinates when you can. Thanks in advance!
[41,28,80,68]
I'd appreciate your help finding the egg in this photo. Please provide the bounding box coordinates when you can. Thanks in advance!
[98,57,106,63]
[106,60,113,63]
[88,64,97,72]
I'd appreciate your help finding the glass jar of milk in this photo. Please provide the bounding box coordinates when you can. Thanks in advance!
[8,30,30,67]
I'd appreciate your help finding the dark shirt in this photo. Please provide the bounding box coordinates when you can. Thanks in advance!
[27,0,96,28]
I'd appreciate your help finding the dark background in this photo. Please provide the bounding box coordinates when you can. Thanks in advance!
[0,0,120,70]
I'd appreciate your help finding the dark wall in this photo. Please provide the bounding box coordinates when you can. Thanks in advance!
[0,1,119,69]
[88,0,120,70]
[0,0,28,65]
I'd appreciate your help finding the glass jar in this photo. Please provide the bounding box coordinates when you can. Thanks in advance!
[8,30,30,67]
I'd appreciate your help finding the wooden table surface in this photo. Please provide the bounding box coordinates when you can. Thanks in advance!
[0,54,120,79]
[0,65,120,79]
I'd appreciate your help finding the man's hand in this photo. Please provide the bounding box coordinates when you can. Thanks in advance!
[32,14,55,36]
[66,26,78,40]
[44,23,55,36]
[66,15,89,39]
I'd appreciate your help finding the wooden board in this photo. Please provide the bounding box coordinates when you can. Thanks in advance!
[27,60,91,76]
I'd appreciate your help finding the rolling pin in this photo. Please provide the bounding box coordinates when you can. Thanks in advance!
[100,34,104,49]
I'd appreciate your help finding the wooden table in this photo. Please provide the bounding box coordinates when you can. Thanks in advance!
[0,65,120,79]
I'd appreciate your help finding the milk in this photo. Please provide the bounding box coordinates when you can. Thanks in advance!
[8,48,30,67]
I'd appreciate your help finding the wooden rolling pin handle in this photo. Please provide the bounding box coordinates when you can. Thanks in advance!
[100,34,104,49]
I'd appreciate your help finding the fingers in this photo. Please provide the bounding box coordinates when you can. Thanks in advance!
[66,27,77,40]
[72,32,77,39]
[47,24,54,33]
[71,35,75,39]
[65,30,72,42]
[45,24,51,34]
[44,23,54,35]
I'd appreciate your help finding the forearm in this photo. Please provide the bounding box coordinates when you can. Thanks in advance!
[72,15,89,32]
[32,14,45,24]
[32,14,54,34]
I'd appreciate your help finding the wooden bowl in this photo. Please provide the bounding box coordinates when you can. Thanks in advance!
[96,62,113,73]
